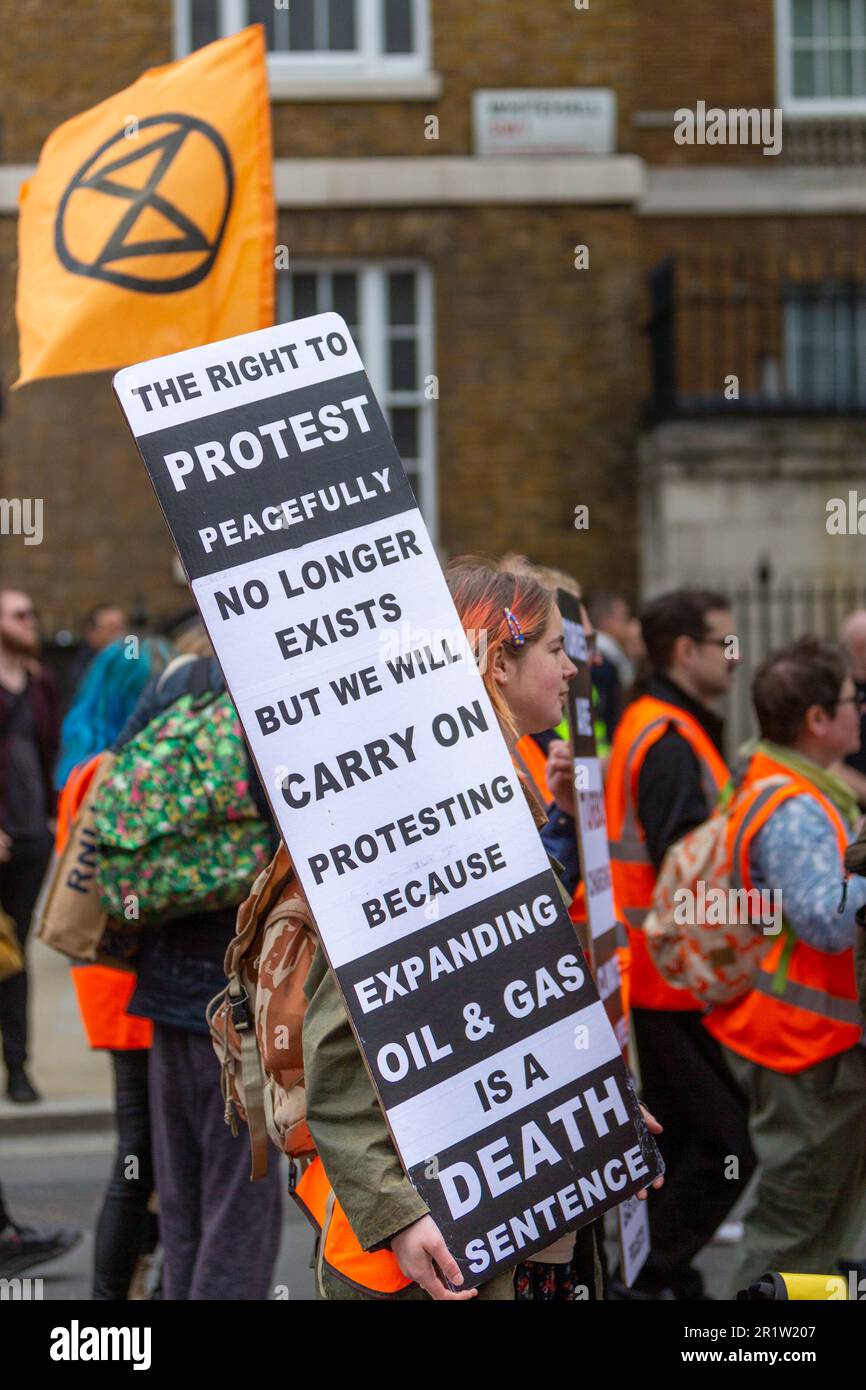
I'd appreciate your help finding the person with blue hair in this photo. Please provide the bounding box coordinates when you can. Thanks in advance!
[55,636,173,791]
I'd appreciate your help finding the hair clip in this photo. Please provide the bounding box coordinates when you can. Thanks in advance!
[503,606,525,646]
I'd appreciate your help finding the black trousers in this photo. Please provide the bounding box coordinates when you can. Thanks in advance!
[631,1007,755,1296]
[0,830,52,1071]
[92,1049,158,1301]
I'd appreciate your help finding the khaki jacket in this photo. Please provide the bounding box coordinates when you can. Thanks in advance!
[301,835,579,1256]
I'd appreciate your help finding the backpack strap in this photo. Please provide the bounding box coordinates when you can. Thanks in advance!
[207,979,271,1181]
[229,973,272,1181]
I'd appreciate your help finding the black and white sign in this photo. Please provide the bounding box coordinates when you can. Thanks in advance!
[558,587,651,1285]
[114,316,661,1287]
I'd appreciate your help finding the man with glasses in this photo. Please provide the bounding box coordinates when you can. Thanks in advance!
[705,636,866,1291]
[0,588,59,1102]
[604,589,754,1300]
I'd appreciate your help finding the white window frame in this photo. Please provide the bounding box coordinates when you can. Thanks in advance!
[174,0,437,101]
[783,282,866,404]
[776,0,866,115]
[277,260,438,539]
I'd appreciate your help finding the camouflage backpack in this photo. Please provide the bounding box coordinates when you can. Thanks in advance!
[643,776,789,1006]
[207,844,318,1179]
[92,690,271,923]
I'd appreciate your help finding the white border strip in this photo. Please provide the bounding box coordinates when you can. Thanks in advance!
[0,157,643,214]
[387,1000,620,1168]
[5,157,864,216]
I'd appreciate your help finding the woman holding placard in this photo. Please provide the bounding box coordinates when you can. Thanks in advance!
[301,557,661,1300]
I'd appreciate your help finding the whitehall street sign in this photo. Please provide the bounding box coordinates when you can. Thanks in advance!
[472,89,617,156]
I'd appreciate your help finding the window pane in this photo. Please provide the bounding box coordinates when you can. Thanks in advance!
[389,338,417,391]
[791,0,815,37]
[828,0,853,37]
[332,273,359,329]
[328,0,357,49]
[388,272,417,326]
[191,0,219,49]
[289,0,316,50]
[830,46,854,92]
[291,274,319,319]
[833,296,855,403]
[390,408,418,459]
[248,0,276,49]
[384,0,415,53]
[793,47,817,94]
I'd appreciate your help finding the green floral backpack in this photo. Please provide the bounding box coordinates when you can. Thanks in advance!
[92,690,271,923]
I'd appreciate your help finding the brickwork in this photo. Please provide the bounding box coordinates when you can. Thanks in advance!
[1,0,861,638]
[0,202,641,628]
[2,0,638,163]
[633,0,780,167]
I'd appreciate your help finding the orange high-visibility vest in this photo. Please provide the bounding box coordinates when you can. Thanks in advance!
[293,1156,413,1298]
[58,754,152,1052]
[55,753,103,852]
[704,749,864,1073]
[70,963,153,1050]
[606,696,730,1011]
[515,734,553,806]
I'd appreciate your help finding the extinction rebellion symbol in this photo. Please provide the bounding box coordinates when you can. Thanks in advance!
[54,113,234,294]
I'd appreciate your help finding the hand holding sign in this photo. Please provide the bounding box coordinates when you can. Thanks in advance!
[546,736,576,816]
[636,1105,665,1199]
[392,1215,477,1300]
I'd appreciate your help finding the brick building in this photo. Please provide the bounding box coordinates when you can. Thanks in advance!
[1,0,865,723]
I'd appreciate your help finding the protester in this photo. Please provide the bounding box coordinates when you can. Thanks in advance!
[604,589,754,1300]
[0,588,59,1102]
[296,557,662,1301]
[55,634,172,790]
[114,636,283,1301]
[54,635,170,1300]
[501,555,609,797]
[587,592,636,737]
[703,636,866,1291]
[837,609,866,811]
[64,604,128,700]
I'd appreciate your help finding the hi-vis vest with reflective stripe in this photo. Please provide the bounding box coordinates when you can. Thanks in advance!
[294,1156,412,1297]
[704,749,864,1073]
[605,696,730,1011]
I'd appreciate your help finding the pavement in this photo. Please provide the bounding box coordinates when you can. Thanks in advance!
[1,1132,316,1301]
[0,934,111,1133]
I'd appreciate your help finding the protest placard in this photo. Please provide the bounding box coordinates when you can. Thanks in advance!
[557,587,651,1285]
[114,314,661,1286]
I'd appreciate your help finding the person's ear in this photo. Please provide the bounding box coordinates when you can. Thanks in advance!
[671,633,693,668]
[491,643,511,690]
[803,703,830,739]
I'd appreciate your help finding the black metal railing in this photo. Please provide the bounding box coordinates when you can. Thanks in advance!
[646,253,866,421]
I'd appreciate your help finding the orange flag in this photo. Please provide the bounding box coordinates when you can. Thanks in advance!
[15,26,274,385]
